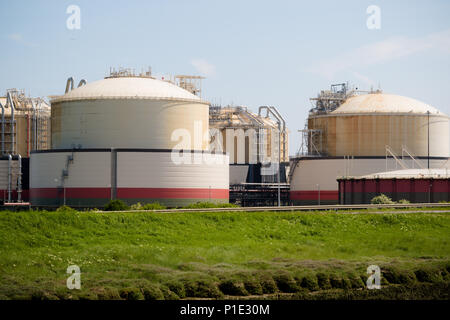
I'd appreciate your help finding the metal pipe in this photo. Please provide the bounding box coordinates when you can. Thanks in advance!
[32,100,37,150]
[7,154,12,203]
[27,113,30,156]
[7,91,15,155]
[0,101,4,155]
[427,111,430,169]
[269,106,287,162]
[65,77,74,93]
[77,79,86,87]
[17,154,22,202]
[258,106,282,206]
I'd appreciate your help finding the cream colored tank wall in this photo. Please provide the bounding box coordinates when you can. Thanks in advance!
[309,114,450,157]
[290,157,450,192]
[117,152,229,189]
[52,99,209,150]
[30,152,111,188]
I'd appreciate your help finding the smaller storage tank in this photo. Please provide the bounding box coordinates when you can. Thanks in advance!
[338,168,450,204]
[0,90,51,157]
[209,105,288,184]
[0,89,50,203]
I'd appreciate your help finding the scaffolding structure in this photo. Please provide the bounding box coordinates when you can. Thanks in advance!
[175,75,204,97]
[209,105,289,206]
[0,89,51,156]
[309,83,353,115]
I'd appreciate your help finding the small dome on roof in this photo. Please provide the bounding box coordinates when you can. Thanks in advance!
[332,93,445,115]
[50,76,208,104]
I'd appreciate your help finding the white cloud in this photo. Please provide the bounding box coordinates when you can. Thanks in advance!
[8,33,23,41]
[191,59,216,76]
[307,29,450,79]
[351,71,375,87]
[7,33,34,47]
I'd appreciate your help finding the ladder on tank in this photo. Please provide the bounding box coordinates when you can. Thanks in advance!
[58,149,76,203]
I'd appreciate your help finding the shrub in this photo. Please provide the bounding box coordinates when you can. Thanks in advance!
[329,274,344,289]
[56,205,77,213]
[397,199,410,204]
[259,275,277,294]
[184,280,222,298]
[104,199,129,211]
[219,279,248,296]
[414,269,442,283]
[300,275,319,291]
[165,280,186,299]
[383,267,416,285]
[159,285,179,300]
[142,202,167,210]
[349,276,365,289]
[341,278,352,290]
[95,287,121,300]
[141,285,164,300]
[119,287,144,300]
[182,202,239,209]
[244,278,263,295]
[317,273,331,290]
[273,273,299,293]
[371,194,394,204]
[130,202,143,210]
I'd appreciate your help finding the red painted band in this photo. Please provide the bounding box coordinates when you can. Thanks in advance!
[290,190,339,201]
[117,188,229,199]
[0,190,29,201]
[30,187,229,200]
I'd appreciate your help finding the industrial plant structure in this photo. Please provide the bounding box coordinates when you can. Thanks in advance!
[209,105,289,206]
[0,90,51,203]
[290,83,450,205]
[30,69,229,207]
[2,71,449,209]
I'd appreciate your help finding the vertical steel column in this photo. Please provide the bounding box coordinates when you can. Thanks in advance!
[7,154,12,202]
[0,102,4,155]
[7,92,15,154]
[427,111,430,169]
[17,154,22,202]
[111,148,117,200]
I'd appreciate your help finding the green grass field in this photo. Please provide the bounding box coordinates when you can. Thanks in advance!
[0,208,449,300]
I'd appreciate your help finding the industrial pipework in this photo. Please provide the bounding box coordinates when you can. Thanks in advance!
[7,91,15,155]
[0,101,4,155]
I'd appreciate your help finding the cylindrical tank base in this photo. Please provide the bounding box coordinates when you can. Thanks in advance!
[30,149,229,208]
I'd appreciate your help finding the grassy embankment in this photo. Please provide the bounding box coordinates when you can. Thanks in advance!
[0,208,449,300]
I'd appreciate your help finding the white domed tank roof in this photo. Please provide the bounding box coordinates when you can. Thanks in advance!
[51,77,207,104]
[332,93,445,115]
[50,76,210,150]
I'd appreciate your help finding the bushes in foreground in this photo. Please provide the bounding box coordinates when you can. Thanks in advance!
[101,200,237,211]
[182,202,239,209]
[371,194,410,205]
[130,202,167,210]
[104,200,130,211]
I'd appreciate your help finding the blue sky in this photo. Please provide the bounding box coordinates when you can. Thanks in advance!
[1,0,449,155]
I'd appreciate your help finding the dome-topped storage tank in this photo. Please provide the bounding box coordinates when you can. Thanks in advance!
[30,71,229,208]
[51,76,209,150]
[307,92,449,157]
[290,86,450,205]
